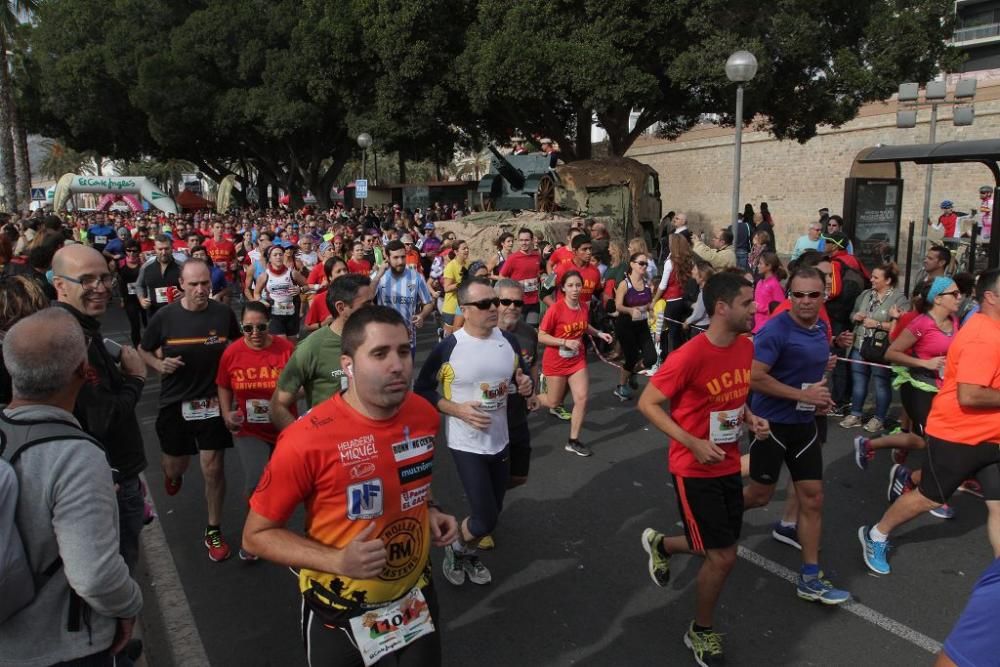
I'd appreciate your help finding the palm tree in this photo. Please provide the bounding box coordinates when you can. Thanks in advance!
[0,0,37,211]
[39,139,95,181]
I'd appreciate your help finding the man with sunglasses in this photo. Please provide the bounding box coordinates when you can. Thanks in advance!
[743,267,851,605]
[416,278,533,587]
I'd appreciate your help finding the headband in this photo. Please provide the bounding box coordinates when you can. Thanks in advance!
[927,276,954,302]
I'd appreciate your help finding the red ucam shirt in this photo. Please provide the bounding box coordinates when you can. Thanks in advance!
[548,245,573,271]
[204,238,237,274]
[500,251,542,305]
[651,333,754,478]
[215,336,296,444]
[554,259,602,305]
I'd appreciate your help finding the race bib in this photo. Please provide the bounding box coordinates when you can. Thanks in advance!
[245,398,270,424]
[348,587,436,667]
[558,344,578,359]
[478,381,508,411]
[521,278,539,293]
[710,409,743,444]
[181,398,221,421]
[631,306,648,322]
[796,383,817,412]
[272,300,295,316]
[94,235,108,246]
[154,286,169,304]
[127,282,137,295]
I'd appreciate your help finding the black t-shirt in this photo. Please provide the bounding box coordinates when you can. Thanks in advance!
[507,321,538,427]
[140,300,240,407]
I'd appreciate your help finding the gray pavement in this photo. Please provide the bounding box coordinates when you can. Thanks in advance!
[103,304,993,666]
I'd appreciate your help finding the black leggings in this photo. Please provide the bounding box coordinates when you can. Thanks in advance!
[900,382,935,437]
[301,587,441,667]
[614,316,656,374]
[450,446,509,538]
[659,299,688,361]
[123,298,147,347]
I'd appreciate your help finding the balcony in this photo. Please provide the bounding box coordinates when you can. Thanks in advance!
[953,22,1000,45]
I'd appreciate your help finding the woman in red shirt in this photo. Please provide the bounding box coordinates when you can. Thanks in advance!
[537,270,613,457]
[216,301,295,560]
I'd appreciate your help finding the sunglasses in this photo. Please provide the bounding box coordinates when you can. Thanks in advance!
[634,261,648,266]
[938,290,962,299]
[498,298,524,307]
[790,291,823,300]
[241,323,269,333]
[461,297,500,310]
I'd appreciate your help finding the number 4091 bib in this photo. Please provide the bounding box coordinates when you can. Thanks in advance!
[348,587,435,666]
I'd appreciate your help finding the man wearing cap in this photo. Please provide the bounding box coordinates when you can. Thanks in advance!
[540,139,560,169]
[402,234,424,274]
[935,200,959,241]
[816,215,854,255]
[823,231,869,416]
[418,222,442,275]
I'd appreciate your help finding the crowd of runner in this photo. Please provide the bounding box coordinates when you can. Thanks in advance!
[1,202,999,667]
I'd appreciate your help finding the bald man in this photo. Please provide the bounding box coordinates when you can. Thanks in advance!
[139,259,241,562]
[53,244,149,574]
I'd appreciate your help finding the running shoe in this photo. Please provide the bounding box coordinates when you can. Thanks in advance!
[613,384,633,401]
[164,475,183,497]
[838,414,863,428]
[796,573,851,605]
[683,621,725,667]
[640,528,671,587]
[887,464,913,504]
[441,545,466,585]
[891,447,908,466]
[864,417,884,434]
[477,535,495,550]
[461,556,492,585]
[549,405,571,420]
[565,439,592,457]
[238,548,259,562]
[929,504,956,519]
[771,522,802,550]
[627,374,639,391]
[204,529,231,562]
[858,525,891,575]
[853,436,874,471]
[958,479,985,498]
[829,402,850,418]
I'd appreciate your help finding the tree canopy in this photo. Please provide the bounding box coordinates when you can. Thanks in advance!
[23,0,959,202]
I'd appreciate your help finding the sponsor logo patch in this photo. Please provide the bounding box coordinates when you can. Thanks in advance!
[378,517,424,581]
[400,483,430,510]
[349,462,377,480]
[398,459,433,485]
[347,478,383,520]
[338,435,378,463]
[392,434,434,462]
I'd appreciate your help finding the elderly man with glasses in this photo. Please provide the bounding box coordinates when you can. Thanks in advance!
[791,222,824,260]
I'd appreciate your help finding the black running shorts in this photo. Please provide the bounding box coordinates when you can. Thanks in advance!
[672,473,743,551]
[749,420,823,484]
[269,313,301,337]
[919,435,1000,503]
[155,402,234,457]
[508,421,531,479]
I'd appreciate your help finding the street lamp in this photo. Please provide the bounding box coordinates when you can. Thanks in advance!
[357,132,372,208]
[726,50,758,261]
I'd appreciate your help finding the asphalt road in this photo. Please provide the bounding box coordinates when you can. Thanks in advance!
[101,303,993,667]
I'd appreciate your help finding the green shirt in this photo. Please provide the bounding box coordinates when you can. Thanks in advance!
[276,327,347,408]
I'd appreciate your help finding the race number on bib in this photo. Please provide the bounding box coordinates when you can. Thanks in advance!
[520,278,539,293]
[154,287,169,304]
[348,587,436,667]
[710,409,743,444]
[94,235,108,246]
[245,398,270,424]
[558,344,578,359]
[631,307,648,322]
[796,383,817,412]
[272,300,295,316]
[127,282,138,296]
[478,381,508,411]
[181,398,221,421]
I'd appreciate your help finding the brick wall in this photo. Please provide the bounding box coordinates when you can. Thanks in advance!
[626,78,1000,256]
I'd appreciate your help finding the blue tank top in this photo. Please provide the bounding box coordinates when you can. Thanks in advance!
[623,276,652,308]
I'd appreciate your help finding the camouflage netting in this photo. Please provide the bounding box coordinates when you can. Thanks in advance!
[555,157,655,227]
[434,211,618,263]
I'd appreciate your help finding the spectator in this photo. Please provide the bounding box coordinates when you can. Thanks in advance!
[0,275,49,404]
[791,222,824,260]
[816,215,854,254]
[692,228,737,270]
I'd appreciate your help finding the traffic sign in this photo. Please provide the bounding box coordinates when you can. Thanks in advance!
[30,188,46,201]
[356,179,368,199]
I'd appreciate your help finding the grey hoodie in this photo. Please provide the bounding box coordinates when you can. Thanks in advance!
[0,405,142,666]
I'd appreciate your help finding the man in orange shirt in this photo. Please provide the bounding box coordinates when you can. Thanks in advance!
[860,268,1000,575]
[243,306,458,665]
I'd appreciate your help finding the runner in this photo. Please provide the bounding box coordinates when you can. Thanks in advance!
[859,268,1000,575]
[303,256,349,333]
[743,266,851,604]
[415,278,533,586]
[537,270,613,457]
[204,220,237,299]
[499,228,542,325]
[613,251,657,401]
[244,306,459,667]
[637,272,767,667]
[254,244,308,339]
[270,274,374,430]
[215,300,295,561]
[139,258,241,562]
[117,240,147,347]
[375,240,434,357]
[440,239,470,336]
[135,234,181,315]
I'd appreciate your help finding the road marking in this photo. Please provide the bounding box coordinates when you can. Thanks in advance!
[737,546,943,655]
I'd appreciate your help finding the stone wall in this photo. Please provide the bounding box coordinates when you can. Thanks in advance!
[626,77,1000,256]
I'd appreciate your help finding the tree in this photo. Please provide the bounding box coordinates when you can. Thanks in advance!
[461,0,961,159]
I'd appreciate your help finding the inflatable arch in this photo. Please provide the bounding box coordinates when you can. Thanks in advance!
[97,194,143,212]
[53,173,178,214]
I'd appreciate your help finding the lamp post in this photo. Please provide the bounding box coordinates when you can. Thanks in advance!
[357,132,372,207]
[726,50,758,259]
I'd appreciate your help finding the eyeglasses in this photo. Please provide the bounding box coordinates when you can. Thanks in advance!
[938,290,962,299]
[790,291,823,300]
[634,261,648,266]
[56,274,114,290]
[498,298,524,307]
[241,323,269,334]
[461,297,500,310]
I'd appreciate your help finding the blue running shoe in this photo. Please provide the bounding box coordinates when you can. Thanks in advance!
[796,572,850,605]
[887,464,913,504]
[929,504,956,519]
[854,436,873,471]
[771,521,802,550]
[858,525,890,575]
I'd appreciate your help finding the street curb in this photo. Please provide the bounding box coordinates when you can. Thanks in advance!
[138,474,211,667]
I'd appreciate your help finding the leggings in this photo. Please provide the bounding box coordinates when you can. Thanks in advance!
[123,298,147,347]
[900,382,935,437]
[235,435,274,499]
[301,587,441,667]
[614,316,656,374]
[659,299,687,361]
[450,446,510,538]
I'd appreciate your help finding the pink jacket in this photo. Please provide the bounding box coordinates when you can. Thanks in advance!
[754,274,785,332]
